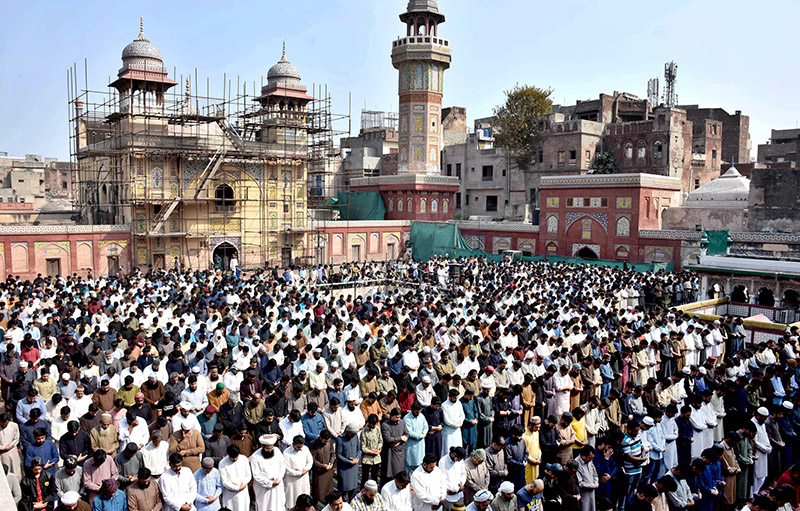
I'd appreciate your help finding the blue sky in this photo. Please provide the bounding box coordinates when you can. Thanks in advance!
[1,0,798,161]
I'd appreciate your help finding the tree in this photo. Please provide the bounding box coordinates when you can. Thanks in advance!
[493,84,553,170]
[589,151,619,175]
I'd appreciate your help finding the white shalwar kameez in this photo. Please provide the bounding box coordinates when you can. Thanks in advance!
[282,444,313,507]
[219,455,252,511]
[552,372,573,418]
[411,465,447,511]
[441,399,465,457]
[752,417,772,495]
[250,449,287,511]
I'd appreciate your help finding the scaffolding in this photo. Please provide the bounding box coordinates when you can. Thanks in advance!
[67,60,349,271]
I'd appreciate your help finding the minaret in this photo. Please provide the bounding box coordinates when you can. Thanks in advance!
[393,0,451,174]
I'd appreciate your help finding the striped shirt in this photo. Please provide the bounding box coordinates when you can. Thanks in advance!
[621,433,643,475]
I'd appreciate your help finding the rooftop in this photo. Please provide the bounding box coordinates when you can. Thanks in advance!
[683,166,750,207]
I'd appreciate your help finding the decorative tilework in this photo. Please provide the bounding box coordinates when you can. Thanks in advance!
[209,237,241,252]
[572,243,601,257]
[546,197,559,208]
[493,236,512,252]
[183,157,210,190]
[565,212,608,233]
[35,241,70,253]
[616,197,632,209]
[463,235,485,251]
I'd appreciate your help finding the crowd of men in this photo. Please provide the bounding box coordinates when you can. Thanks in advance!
[0,257,798,511]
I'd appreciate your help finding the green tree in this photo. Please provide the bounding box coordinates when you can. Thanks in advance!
[590,151,619,174]
[493,84,553,170]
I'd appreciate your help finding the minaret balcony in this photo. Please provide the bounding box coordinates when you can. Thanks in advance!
[391,36,451,68]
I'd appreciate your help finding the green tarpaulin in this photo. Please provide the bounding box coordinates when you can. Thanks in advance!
[409,221,674,272]
[324,191,385,220]
[706,230,730,255]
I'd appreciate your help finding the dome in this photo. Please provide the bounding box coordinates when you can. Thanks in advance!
[267,42,301,84]
[121,18,163,64]
[684,165,750,208]
[406,0,440,13]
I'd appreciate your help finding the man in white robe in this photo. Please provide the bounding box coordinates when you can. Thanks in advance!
[552,366,573,418]
[219,445,252,511]
[439,447,467,507]
[282,435,313,510]
[752,408,772,495]
[411,455,447,511]
[159,453,199,511]
[250,435,286,511]
[441,390,465,457]
[381,472,412,511]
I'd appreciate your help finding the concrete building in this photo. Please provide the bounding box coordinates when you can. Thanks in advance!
[757,128,799,167]
[339,112,398,183]
[747,166,800,232]
[679,106,751,164]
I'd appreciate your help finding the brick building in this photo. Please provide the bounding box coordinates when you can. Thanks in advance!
[538,173,682,262]
[757,128,799,167]
[679,106,751,164]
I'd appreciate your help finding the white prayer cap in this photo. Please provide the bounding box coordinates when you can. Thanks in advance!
[481,382,492,389]
[681,367,691,374]
[19,361,28,368]
[783,401,795,411]
[62,373,70,381]
[474,490,493,503]
[61,492,81,506]
[642,417,655,426]
[698,367,707,375]
[757,407,769,416]
[363,480,379,491]
[191,366,200,373]
[179,401,193,410]
[259,434,277,446]
[498,481,515,494]
[181,421,192,431]
[290,340,297,346]
[314,382,325,390]
[422,376,431,384]
[331,361,339,368]
[525,352,535,359]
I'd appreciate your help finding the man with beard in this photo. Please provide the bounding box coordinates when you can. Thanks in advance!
[249,434,286,511]
[350,479,386,511]
[422,397,444,457]
[218,392,244,435]
[125,467,162,511]
[490,481,517,511]
[204,424,231,467]
[337,423,362,501]
[410,454,446,511]
[230,423,255,458]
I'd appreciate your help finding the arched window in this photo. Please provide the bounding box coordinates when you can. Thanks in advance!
[398,198,403,212]
[215,183,234,211]
[443,199,449,214]
[388,198,394,212]
[151,167,163,189]
[431,199,438,213]
[624,142,633,165]
[637,140,647,165]
[547,214,558,234]
[616,216,630,237]
[420,198,427,213]
[653,140,663,163]
[407,198,413,213]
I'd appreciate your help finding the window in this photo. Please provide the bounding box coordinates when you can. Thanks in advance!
[566,198,573,207]
[486,195,498,212]
[283,204,290,213]
[569,150,577,161]
[456,163,461,177]
[387,198,393,212]
[420,198,427,213]
[446,164,452,176]
[712,124,717,135]
[601,198,609,207]
[538,149,543,163]
[407,198,413,212]
[502,169,506,177]
[616,216,630,237]
[455,193,461,209]
[398,198,403,212]
[547,214,558,234]
[712,149,717,163]
[624,142,633,164]
[636,140,646,166]
[585,151,591,166]
[583,197,591,207]
[694,178,700,190]
[653,141,663,163]
[558,151,565,166]
[431,199,438,213]
[465,194,469,206]
[482,165,494,181]
[62,182,68,190]
[443,199,449,214]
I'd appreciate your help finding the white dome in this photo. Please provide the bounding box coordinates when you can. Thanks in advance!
[121,18,164,68]
[267,43,301,87]
[684,166,750,208]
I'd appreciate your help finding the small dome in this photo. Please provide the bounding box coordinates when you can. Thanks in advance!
[121,18,163,63]
[267,42,301,83]
[684,165,750,208]
[407,0,440,13]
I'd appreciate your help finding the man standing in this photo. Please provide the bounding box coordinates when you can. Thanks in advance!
[219,445,251,511]
[283,436,312,510]
[440,446,467,510]
[576,445,598,511]
[619,420,647,511]
[382,408,409,482]
[463,449,489,505]
[158,454,198,511]
[250,435,286,511]
[442,389,465,457]
[411,454,446,511]
[404,402,429,474]
[310,430,336,501]
[125,468,162,511]
[752,407,771,495]
[505,426,528,491]
[381,471,411,511]
[475,383,494,449]
[337,424,361,501]
[193,457,222,511]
